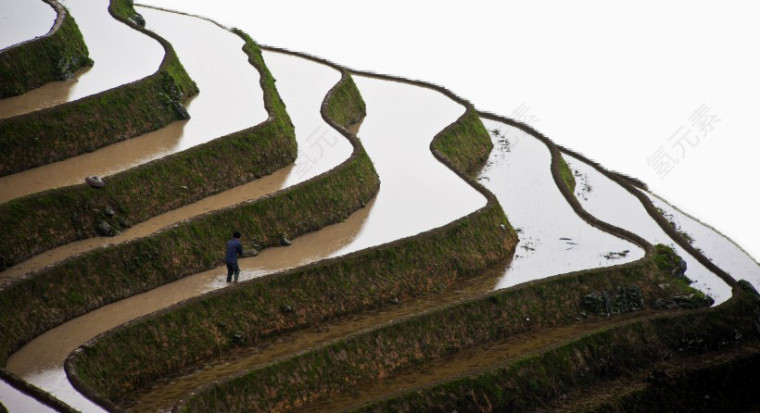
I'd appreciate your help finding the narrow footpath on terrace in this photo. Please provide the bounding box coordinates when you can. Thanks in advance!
[157,111,733,412]
[0,6,266,203]
[3,25,356,413]
[0,0,162,119]
[5,28,489,410]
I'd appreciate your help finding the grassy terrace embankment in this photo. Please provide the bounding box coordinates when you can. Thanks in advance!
[354,281,759,412]
[0,28,294,271]
[0,0,197,177]
[0,55,379,366]
[175,245,710,412]
[0,0,92,98]
[65,95,517,407]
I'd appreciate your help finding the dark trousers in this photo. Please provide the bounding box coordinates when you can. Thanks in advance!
[226,262,240,282]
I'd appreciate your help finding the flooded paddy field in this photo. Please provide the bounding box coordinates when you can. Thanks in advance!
[0,0,162,118]
[1,3,757,413]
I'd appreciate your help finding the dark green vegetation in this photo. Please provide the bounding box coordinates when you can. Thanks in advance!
[354,283,759,412]
[558,153,577,193]
[65,105,518,406]
[177,245,710,412]
[0,1,92,98]
[0,0,197,176]
[0,28,294,271]
[0,54,379,366]
[428,108,491,174]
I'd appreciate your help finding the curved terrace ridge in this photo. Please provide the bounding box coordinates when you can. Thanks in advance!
[76,47,745,411]
[0,5,760,410]
[0,29,380,380]
[0,0,91,98]
[0,23,295,272]
[0,0,197,177]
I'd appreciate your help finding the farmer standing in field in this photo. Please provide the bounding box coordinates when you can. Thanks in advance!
[225,230,243,282]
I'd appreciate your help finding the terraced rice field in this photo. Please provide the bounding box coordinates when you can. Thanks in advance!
[2,2,759,412]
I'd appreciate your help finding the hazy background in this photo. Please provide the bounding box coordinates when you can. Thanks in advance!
[12,0,760,262]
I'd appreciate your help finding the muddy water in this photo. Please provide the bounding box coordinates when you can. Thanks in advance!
[0,7,267,203]
[0,378,56,413]
[0,48,349,281]
[0,0,56,50]
[0,66,89,119]
[0,0,162,118]
[6,61,491,411]
[330,76,485,256]
[479,119,642,289]
[565,154,732,304]
[3,46,357,411]
[645,191,760,292]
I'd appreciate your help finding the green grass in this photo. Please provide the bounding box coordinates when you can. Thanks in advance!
[0,2,91,98]
[176,245,711,412]
[0,64,379,368]
[65,105,518,403]
[558,153,577,193]
[0,0,197,177]
[0,26,291,271]
[355,286,758,412]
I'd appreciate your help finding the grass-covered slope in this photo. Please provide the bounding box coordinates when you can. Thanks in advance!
[0,66,377,367]
[0,0,92,98]
[0,0,197,177]
[65,102,517,407]
[0,28,294,271]
[354,283,759,412]
[176,245,710,412]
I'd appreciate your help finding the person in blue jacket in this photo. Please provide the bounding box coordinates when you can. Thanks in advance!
[225,230,243,282]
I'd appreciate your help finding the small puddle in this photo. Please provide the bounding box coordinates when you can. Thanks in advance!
[0,378,56,413]
[565,154,732,303]
[0,6,267,203]
[0,0,56,50]
[478,119,642,289]
[645,191,760,292]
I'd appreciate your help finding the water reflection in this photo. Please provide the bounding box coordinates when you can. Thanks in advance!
[0,6,267,203]
[0,67,86,119]
[4,42,357,412]
[0,378,56,413]
[330,76,485,256]
[646,191,760,293]
[478,119,641,289]
[565,154,731,303]
[0,0,56,50]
